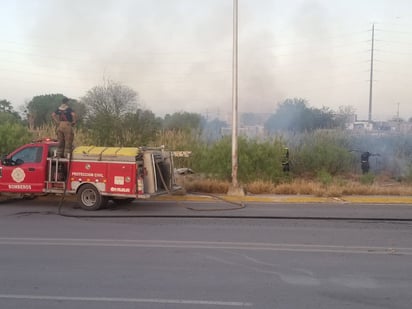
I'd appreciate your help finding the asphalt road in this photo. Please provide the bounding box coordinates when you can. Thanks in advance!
[0,198,411,308]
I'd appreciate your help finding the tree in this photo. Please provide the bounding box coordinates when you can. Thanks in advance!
[307,106,335,131]
[83,79,138,118]
[0,99,21,123]
[202,118,228,142]
[122,109,162,145]
[335,105,356,128]
[81,80,139,146]
[163,112,203,133]
[24,94,85,129]
[264,98,337,133]
[25,94,63,128]
[0,99,30,153]
[265,98,306,132]
[0,99,13,113]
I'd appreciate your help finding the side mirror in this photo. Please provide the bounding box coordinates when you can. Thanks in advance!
[1,158,24,166]
[1,158,13,166]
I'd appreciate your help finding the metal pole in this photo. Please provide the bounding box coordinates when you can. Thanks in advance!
[397,102,401,131]
[231,0,239,188]
[397,102,400,119]
[368,24,374,122]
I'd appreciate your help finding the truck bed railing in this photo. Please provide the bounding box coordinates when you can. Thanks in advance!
[45,157,69,191]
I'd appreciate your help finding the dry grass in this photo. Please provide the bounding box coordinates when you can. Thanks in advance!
[277,180,412,196]
[31,125,91,145]
[31,126,412,197]
[177,175,412,197]
[175,175,229,194]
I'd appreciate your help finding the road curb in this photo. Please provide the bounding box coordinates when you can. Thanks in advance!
[2,194,411,205]
[153,194,412,204]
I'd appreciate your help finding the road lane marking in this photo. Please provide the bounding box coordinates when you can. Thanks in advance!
[0,237,410,255]
[0,294,252,306]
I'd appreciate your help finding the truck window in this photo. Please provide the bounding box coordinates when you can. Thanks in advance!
[11,146,43,164]
[48,146,58,157]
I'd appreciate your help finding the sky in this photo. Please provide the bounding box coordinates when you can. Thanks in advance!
[0,0,412,122]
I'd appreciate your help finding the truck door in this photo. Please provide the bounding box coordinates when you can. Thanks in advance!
[0,145,46,193]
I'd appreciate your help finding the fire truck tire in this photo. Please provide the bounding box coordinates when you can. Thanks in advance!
[77,184,108,211]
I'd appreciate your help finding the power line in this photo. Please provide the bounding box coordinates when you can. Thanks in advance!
[248,30,370,49]
[375,49,412,55]
[376,29,412,36]
[0,30,372,65]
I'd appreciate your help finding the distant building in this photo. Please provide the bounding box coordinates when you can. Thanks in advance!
[346,121,374,131]
[221,125,265,138]
[345,117,412,134]
[240,125,265,138]
[386,120,412,133]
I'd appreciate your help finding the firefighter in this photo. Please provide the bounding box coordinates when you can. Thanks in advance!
[282,147,290,173]
[360,151,371,174]
[52,97,77,158]
[360,151,380,174]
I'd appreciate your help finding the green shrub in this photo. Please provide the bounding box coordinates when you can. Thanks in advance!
[238,137,285,183]
[292,130,355,176]
[190,136,286,182]
[191,137,232,180]
[0,122,33,154]
[401,163,412,183]
[360,173,375,185]
[317,169,333,186]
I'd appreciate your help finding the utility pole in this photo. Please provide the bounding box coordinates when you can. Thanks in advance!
[397,102,401,131]
[228,0,244,196]
[368,24,375,122]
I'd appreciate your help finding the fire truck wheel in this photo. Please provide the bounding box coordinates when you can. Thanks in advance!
[77,184,108,211]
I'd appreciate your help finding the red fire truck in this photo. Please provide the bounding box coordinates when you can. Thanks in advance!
[0,139,178,210]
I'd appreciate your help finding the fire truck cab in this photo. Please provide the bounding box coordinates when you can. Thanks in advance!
[0,139,178,210]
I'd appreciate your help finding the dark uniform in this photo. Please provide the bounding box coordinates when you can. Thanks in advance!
[282,147,290,173]
[361,152,371,174]
[52,98,76,158]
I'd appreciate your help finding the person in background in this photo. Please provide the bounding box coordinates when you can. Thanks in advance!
[360,151,380,174]
[361,151,371,174]
[52,97,76,158]
[282,147,290,173]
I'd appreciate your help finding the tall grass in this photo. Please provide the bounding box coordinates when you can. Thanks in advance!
[31,126,412,195]
[180,177,412,196]
[188,136,287,182]
[0,122,33,154]
[31,124,92,146]
[289,130,356,176]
